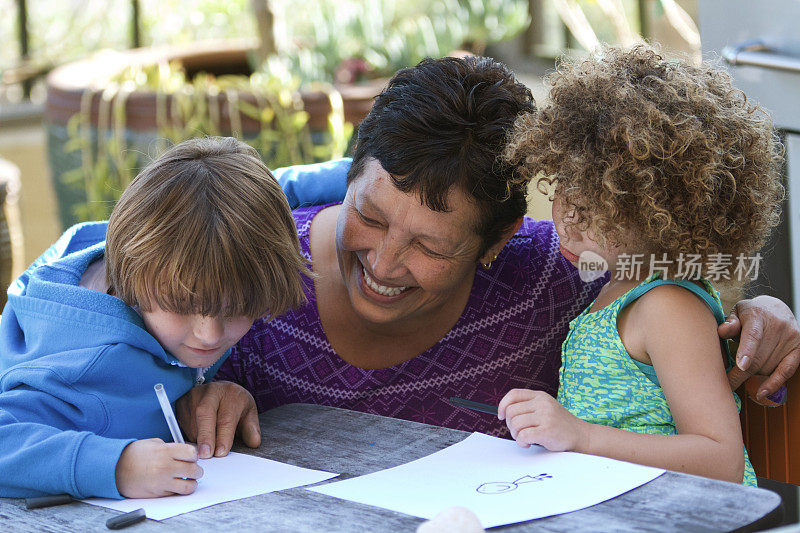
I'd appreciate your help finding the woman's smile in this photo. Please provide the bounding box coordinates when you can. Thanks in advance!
[361,266,411,298]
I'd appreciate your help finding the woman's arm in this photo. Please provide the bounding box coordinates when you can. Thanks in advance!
[500,285,747,483]
[274,158,351,209]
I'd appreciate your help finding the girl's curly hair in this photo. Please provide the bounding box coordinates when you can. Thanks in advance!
[505,46,784,273]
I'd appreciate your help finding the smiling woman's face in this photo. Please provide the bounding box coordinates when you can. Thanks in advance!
[335,158,486,327]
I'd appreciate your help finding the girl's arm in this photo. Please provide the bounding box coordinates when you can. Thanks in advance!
[499,285,746,483]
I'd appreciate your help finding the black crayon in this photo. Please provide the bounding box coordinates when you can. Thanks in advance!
[25,494,74,509]
[106,508,147,530]
[449,396,499,416]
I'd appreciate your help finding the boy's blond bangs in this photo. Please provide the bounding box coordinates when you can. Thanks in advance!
[106,137,310,319]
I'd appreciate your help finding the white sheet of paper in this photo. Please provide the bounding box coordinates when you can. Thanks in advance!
[84,452,338,520]
[309,432,664,529]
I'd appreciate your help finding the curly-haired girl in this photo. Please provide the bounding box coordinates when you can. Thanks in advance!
[499,45,783,485]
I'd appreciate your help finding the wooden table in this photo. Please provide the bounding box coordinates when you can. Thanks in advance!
[0,403,783,532]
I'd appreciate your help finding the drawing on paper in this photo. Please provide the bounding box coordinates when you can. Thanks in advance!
[476,473,552,494]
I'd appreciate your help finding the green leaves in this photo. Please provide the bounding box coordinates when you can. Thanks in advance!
[62,58,351,222]
[261,0,529,86]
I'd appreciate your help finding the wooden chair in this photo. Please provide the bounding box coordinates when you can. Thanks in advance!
[741,374,800,525]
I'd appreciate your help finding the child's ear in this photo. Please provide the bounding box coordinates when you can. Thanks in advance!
[479,217,524,266]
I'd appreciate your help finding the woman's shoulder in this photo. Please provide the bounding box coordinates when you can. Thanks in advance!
[292,203,341,240]
[477,216,604,305]
[502,216,570,273]
[513,216,556,245]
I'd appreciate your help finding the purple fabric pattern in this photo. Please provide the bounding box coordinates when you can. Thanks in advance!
[217,204,603,437]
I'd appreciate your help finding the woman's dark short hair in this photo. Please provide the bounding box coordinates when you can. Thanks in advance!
[347,56,535,254]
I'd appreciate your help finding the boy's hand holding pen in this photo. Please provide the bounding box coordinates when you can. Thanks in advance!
[114,438,203,498]
[114,384,204,498]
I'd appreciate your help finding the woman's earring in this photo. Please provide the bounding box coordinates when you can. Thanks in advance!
[481,254,498,270]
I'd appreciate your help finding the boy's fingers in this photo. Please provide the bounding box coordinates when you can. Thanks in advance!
[170,478,198,495]
[176,462,204,481]
[168,443,200,462]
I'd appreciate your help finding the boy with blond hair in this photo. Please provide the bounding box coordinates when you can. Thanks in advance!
[0,137,308,499]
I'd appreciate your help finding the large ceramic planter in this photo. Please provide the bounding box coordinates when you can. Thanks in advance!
[45,39,383,229]
[0,158,21,308]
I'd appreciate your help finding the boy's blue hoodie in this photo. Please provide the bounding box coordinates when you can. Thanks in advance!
[0,222,226,499]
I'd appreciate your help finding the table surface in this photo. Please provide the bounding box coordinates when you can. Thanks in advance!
[0,403,783,532]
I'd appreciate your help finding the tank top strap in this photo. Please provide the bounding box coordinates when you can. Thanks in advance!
[619,277,732,373]
[620,278,726,325]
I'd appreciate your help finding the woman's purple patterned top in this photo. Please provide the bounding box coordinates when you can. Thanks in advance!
[217,205,603,437]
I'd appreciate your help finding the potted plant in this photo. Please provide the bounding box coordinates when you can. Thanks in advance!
[46,40,360,226]
[46,0,530,228]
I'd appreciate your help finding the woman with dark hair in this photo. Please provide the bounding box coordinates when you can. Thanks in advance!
[177,56,800,459]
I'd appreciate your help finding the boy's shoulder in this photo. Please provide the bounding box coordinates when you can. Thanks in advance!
[1,220,166,376]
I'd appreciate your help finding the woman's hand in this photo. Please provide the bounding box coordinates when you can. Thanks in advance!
[115,439,203,498]
[175,381,261,459]
[498,389,590,452]
[719,296,800,402]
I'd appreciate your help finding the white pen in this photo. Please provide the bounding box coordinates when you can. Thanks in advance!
[154,383,185,444]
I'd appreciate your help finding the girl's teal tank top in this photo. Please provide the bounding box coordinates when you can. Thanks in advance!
[556,274,756,486]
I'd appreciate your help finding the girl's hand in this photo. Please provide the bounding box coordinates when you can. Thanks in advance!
[115,439,203,498]
[498,389,590,452]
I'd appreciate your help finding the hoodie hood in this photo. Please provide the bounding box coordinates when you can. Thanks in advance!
[1,222,168,373]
